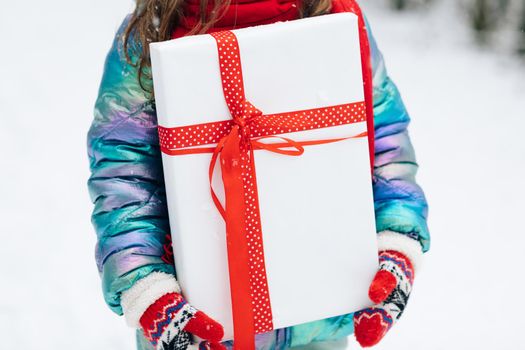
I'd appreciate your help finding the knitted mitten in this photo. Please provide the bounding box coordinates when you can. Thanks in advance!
[354,232,421,347]
[139,292,225,350]
[121,272,225,350]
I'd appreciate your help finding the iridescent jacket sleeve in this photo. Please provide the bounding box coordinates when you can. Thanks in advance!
[367,19,430,252]
[87,17,174,315]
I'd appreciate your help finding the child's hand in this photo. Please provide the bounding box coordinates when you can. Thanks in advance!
[354,231,422,347]
[139,292,226,350]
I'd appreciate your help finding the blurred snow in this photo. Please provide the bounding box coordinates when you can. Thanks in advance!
[0,0,524,349]
[358,1,525,349]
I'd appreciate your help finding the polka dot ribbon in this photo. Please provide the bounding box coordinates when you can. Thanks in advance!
[158,28,372,350]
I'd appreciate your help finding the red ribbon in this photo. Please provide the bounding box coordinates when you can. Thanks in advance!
[158,15,374,349]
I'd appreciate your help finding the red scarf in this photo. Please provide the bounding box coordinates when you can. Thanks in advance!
[172,0,301,38]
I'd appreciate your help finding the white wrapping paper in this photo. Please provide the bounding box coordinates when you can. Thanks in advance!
[150,13,378,340]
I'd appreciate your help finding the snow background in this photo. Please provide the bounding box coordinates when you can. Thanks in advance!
[0,0,524,349]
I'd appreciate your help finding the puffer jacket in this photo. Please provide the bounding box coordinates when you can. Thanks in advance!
[87,1,430,349]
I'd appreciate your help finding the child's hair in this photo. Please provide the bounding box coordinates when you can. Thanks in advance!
[124,0,332,92]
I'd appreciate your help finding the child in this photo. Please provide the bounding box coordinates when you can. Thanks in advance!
[87,0,430,349]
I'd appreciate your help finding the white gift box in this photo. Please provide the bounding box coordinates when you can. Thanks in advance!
[150,13,378,341]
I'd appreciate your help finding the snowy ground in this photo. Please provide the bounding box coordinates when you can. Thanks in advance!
[0,1,524,349]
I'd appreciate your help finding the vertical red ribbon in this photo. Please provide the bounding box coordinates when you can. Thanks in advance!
[210,31,274,350]
[219,126,257,349]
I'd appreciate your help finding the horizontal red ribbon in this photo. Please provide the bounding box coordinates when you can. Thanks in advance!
[158,101,366,154]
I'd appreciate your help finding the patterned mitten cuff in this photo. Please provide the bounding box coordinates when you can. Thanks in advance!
[121,272,225,349]
[121,272,181,328]
[376,230,423,272]
[354,231,422,347]
[139,292,225,349]
[140,292,197,349]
